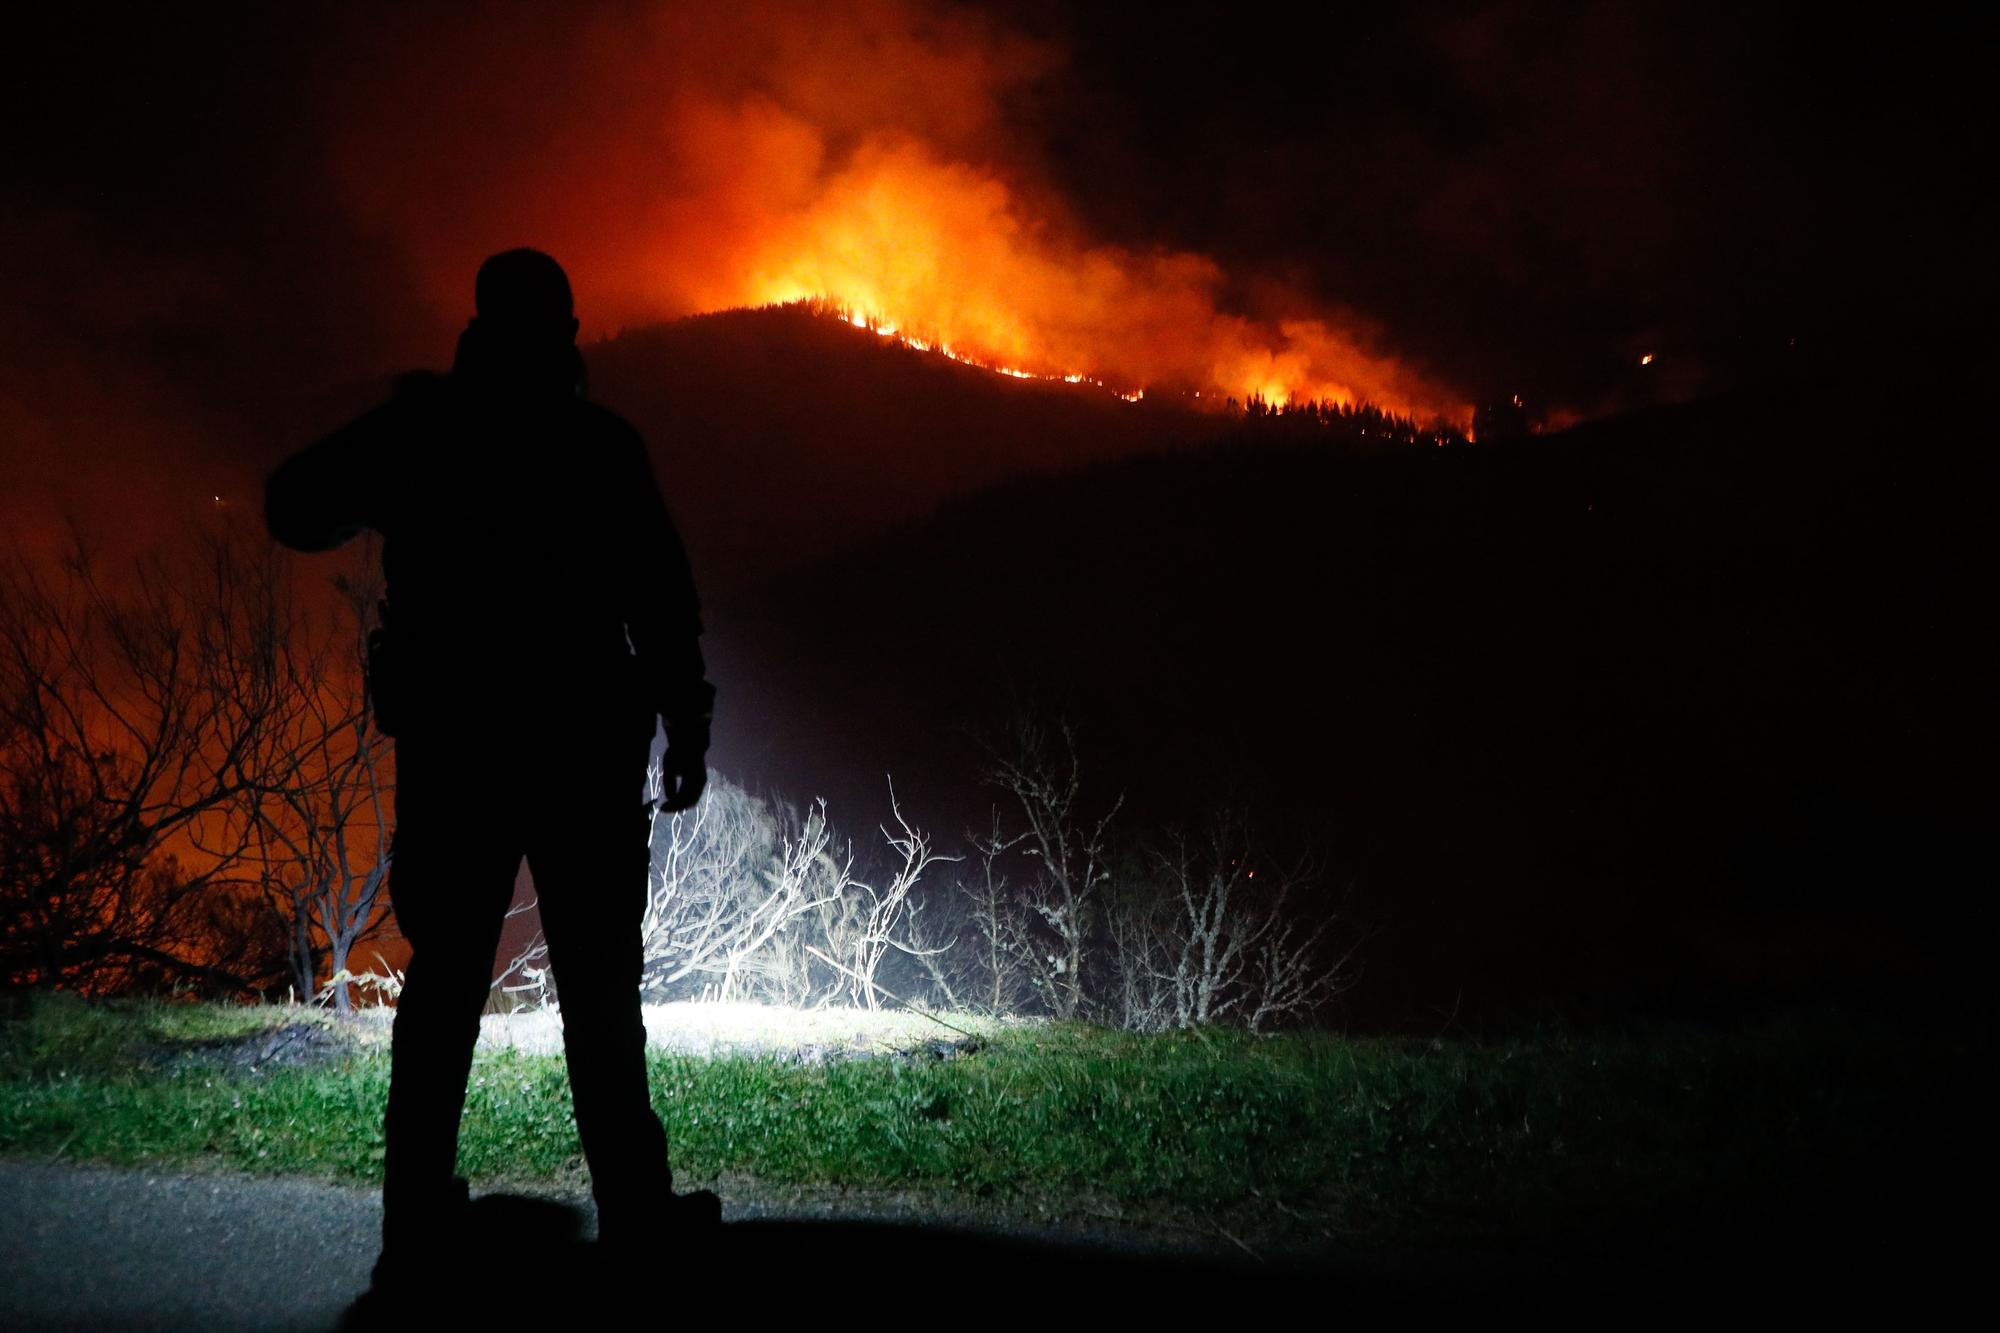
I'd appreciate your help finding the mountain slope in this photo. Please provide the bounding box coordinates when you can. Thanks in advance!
[588,304,1229,595]
[701,372,1991,1025]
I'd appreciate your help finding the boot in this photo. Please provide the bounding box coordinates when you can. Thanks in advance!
[595,1187,723,1262]
[370,1174,473,1294]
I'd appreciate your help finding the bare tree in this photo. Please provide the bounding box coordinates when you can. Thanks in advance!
[1106,808,1365,1033]
[1102,871,1177,1032]
[797,866,866,1007]
[0,522,310,994]
[491,897,555,1011]
[631,770,846,1001]
[705,794,852,1001]
[244,562,394,1013]
[636,771,770,996]
[1245,888,1364,1033]
[743,912,818,1007]
[1114,810,1271,1030]
[919,807,1032,1015]
[808,780,957,1010]
[1157,812,1267,1028]
[982,711,1122,1020]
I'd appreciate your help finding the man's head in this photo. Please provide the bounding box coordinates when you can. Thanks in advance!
[471,248,579,343]
[454,249,584,393]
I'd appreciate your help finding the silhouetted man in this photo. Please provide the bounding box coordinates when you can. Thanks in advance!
[265,249,719,1294]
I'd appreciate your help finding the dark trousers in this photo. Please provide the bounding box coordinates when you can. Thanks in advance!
[379,704,667,1246]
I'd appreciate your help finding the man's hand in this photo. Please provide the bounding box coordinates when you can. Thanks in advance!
[657,719,709,812]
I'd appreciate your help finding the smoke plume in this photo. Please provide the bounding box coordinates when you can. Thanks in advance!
[327,0,1464,422]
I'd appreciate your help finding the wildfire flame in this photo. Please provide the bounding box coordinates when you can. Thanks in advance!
[713,137,1462,421]
[332,0,1470,429]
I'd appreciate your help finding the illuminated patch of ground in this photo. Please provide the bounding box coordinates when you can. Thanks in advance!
[480,1002,1028,1062]
[131,1001,1028,1072]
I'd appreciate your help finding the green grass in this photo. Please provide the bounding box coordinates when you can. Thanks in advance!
[0,992,1975,1251]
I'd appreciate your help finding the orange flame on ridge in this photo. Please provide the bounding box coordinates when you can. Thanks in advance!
[333,1,1469,428]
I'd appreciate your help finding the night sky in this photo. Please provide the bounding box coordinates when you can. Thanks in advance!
[5,1,1989,548]
[1024,3,1994,396]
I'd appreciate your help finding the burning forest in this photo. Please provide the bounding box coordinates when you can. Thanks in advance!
[327,0,1469,430]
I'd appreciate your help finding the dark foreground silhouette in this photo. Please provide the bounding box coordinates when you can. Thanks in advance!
[336,1177,1978,1324]
[264,249,722,1296]
[0,1159,1972,1328]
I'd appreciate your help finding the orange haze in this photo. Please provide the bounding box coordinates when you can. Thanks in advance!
[331,0,1466,425]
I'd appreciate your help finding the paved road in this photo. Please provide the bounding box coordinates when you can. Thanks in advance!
[0,1159,1282,1330]
[2,1160,379,1331]
[1,1157,1968,1328]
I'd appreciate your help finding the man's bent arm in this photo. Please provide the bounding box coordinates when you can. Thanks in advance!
[614,428,714,732]
[265,383,425,551]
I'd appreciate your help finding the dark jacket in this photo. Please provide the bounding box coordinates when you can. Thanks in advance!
[264,334,714,737]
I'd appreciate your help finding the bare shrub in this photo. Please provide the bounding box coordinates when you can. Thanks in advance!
[800,781,958,1010]
[639,771,847,1001]
[1105,807,1363,1032]
[1245,890,1364,1033]
[917,808,1033,1014]
[982,711,1122,1020]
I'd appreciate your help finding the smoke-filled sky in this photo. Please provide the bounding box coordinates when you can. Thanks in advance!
[3,0,1989,541]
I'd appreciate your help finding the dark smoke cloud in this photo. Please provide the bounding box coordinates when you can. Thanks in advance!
[1018,1,1994,407]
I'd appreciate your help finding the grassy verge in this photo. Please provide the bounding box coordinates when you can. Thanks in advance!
[0,992,1976,1253]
